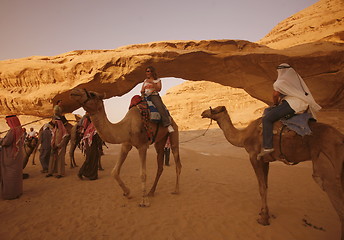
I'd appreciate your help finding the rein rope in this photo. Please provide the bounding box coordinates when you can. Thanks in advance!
[180,107,213,144]
[0,116,53,135]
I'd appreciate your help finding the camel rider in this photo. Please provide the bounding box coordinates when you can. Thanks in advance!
[53,100,68,125]
[140,66,174,133]
[258,63,321,159]
[27,127,38,140]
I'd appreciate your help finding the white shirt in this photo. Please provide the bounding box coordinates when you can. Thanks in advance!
[143,78,161,96]
[283,95,308,114]
[28,130,37,137]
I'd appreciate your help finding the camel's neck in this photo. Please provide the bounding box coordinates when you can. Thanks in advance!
[89,108,130,144]
[215,113,246,147]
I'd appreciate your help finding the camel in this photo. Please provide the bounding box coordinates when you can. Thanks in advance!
[201,106,344,240]
[70,88,182,207]
[23,137,39,169]
[69,124,81,168]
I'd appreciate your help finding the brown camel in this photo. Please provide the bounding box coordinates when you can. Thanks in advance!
[23,137,39,169]
[69,123,81,168]
[201,106,344,240]
[70,88,182,207]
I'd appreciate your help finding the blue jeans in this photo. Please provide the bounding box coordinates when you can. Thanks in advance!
[262,100,295,149]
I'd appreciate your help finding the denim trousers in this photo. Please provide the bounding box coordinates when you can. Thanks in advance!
[262,100,295,149]
[150,94,171,127]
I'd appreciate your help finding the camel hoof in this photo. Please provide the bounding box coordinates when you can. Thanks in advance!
[138,199,150,208]
[138,195,150,207]
[138,203,150,207]
[171,191,179,195]
[257,217,270,226]
[123,191,131,199]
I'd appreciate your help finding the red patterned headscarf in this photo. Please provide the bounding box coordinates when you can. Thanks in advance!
[82,122,97,147]
[51,120,68,147]
[5,115,23,154]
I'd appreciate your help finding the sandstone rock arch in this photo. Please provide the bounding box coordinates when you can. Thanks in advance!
[0,40,343,118]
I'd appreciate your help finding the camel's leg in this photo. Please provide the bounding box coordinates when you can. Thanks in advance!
[69,141,78,168]
[250,153,270,225]
[148,138,166,197]
[31,144,38,165]
[138,145,150,207]
[98,156,104,171]
[170,131,182,195]
[111,143,132,198]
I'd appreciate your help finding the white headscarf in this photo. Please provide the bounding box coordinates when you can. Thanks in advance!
[273,63,321,119]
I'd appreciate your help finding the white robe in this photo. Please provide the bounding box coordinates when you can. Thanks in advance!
[273,64,321,119]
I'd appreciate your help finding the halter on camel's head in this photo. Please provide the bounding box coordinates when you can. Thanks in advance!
[205,106,227,119]
[70,88,106,114]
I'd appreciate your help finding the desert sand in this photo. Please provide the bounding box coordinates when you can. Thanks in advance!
[0,122,341,240]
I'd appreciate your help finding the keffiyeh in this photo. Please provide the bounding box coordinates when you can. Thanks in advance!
[273,63,321,119]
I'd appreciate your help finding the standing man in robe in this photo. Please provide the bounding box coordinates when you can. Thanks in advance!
[0,115,25,200]
[46,118,69,179]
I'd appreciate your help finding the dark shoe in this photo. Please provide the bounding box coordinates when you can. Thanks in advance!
[55,175,63,179]
[46,174,53,178]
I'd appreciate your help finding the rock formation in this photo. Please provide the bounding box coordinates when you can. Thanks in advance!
[0,0,343,117]
[258,0,344,49]
[163,81,267,130]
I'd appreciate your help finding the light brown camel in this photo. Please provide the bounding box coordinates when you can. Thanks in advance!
[70,88,182,207]
[69,123,81,168]
[201,106,344,240]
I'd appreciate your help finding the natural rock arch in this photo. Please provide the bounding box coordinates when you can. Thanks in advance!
[0,40,343,117]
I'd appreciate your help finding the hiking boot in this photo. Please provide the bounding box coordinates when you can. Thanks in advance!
[257,148,274,159]
[167,125,174,133]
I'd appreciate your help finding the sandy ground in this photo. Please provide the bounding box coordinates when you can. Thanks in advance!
[0,127,341,240]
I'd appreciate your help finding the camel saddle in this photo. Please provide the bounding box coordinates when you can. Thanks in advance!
[129,95,168,142]
[259,112,315,165]
[129,95,170,122]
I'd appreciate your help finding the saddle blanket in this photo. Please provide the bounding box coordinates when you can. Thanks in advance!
[129,95,169,122]
[263,106,313,136]
[280,112,313,136]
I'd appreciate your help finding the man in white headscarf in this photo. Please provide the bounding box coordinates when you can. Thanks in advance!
[258,63,322,158]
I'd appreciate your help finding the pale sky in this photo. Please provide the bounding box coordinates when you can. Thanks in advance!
[0,0,318,122]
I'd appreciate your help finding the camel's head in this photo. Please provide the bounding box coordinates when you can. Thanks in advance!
[201,106,227,120]
[70,88,105,114]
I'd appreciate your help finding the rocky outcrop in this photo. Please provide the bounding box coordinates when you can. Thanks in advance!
[0,0,343,117]
[163,81,267,130]
[258,0,344,49]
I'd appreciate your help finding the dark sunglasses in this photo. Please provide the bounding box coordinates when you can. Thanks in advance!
[146,70,151,72]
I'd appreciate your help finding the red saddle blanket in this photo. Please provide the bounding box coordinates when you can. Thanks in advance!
[129,95,153,141]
